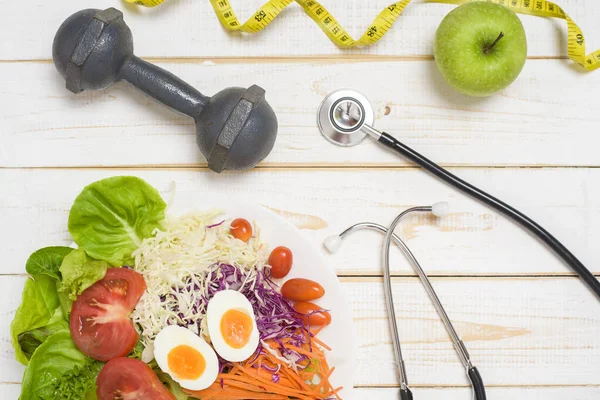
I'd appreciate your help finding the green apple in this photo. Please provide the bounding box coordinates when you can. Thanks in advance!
[434,2,527,97]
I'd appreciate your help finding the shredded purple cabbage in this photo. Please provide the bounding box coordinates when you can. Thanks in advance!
[167,263,314,373]
[204,264,308,344]
[206,220,225,229]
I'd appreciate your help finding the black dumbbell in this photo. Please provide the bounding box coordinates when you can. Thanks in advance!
[53,8,278,172]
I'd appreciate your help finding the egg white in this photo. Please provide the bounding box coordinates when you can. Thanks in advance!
[207,290,260,362]
[153,325,219,391]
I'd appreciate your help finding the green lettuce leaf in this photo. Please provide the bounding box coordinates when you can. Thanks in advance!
[17,307,69,361]
[25,246,73,280]
[68,176,166,266]
[10,275,60,365]
[129,338,145,360]
[58,249,108,305]
[20,331,102,400]
[58,290,72,320]
[155,369,192,400]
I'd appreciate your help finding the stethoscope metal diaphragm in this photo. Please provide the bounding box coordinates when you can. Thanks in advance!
[317,89,375,146]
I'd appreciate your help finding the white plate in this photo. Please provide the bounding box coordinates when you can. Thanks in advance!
[169,195,357,399]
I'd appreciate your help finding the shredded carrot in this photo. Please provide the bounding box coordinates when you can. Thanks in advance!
[185,328,341,400]
[283,344,326,361]
[262,351,311,391]
[315,367,335,392]
[310,335,332,351]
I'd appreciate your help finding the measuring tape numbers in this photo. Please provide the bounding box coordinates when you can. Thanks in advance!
[208,0,412,47]
[124,0,599,71]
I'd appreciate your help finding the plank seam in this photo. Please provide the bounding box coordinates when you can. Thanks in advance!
[0,56,570,64]
[3,165,600,171]
[354,383,600,388]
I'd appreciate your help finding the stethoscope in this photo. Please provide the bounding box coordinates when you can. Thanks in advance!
[317,89,600,300]
[323,203,486,400]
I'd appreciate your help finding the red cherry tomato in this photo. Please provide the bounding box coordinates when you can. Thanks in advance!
[281,278,325,302]
[268,246,293,279]
[293,302,331,327]
[70,268,146,362]
[97,357,176,400]
[230,218,253,242]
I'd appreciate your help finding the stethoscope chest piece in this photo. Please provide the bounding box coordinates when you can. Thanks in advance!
[317,89,374,146]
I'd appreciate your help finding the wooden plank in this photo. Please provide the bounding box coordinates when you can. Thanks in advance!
[2,276,599,387]
[351,387,600,399]
[0,0,596,59]
[1,383,597,400]
[0,384,21,398]
[2,60,599,168]
[2,168,599,276]
[348,276,600,387]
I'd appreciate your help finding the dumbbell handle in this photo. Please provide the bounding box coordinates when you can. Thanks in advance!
[119,55,209,119]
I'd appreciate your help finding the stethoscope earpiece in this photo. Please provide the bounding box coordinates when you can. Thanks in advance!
[432,201,450,217]
[322,235,343,254]
[323,202,449,253]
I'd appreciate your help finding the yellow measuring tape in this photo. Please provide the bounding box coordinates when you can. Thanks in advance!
[124,0,600,71]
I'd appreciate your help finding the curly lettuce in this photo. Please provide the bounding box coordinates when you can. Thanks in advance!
[20,331,101,400]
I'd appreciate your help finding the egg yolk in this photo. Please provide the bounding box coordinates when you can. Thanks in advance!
[220,309,253,349]
[167,345,206,380]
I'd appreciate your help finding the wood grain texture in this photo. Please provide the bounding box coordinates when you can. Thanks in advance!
[0,0,596,59]
[2,168,599,276]
[334,387,600,399]
[2,276,599,387]
[1,60,599,168]
[349,387,600,399]
[0,384,597,400]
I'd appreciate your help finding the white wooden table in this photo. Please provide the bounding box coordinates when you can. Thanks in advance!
[2,0,599,398]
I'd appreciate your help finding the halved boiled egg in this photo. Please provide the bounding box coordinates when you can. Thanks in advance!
[153,325,219,391]
[207,290,259,362]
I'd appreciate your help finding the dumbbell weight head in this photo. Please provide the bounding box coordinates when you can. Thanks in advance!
[196,86,278,172]
[53,8,133,92]
[52,8,278,172]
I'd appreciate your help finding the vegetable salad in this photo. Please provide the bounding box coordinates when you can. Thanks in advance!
[10,176,340,399]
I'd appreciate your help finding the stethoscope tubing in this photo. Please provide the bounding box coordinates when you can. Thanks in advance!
[338,217,486,400]
[377,132,600,300]
[382,209,486,400]
[381,209,471,369]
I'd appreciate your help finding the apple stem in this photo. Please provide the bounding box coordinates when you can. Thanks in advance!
[483,32,505,54]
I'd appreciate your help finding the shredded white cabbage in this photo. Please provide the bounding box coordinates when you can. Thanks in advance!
[131,210,269,348]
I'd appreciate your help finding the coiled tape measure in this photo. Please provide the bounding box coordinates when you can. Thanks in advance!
[125,0,599,71]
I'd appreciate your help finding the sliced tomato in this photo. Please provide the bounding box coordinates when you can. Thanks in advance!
[97,357,176,400]
[70,268,146,361]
